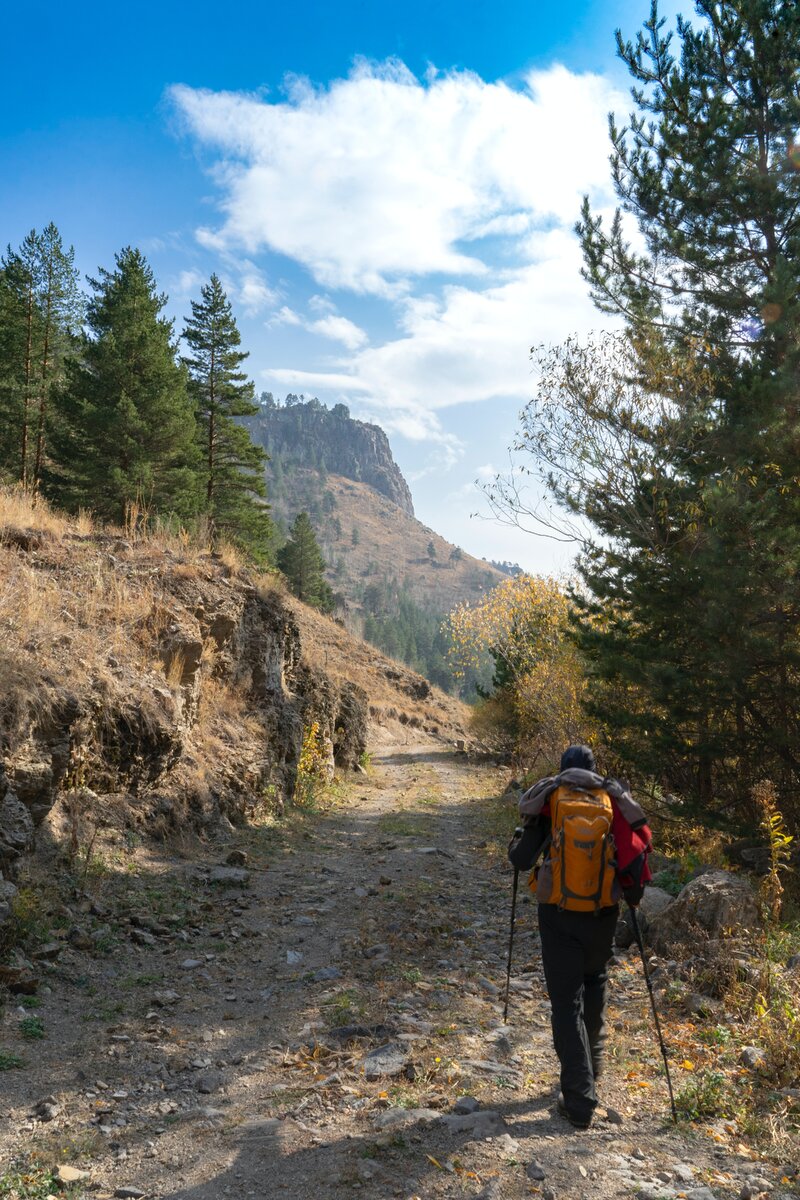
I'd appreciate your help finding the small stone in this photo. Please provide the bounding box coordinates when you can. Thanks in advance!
[526,1160,546,1180]
[33,941,62,960]
[311,966,342,982]
[441,1110,506,1138]
[604,1106,624,1125]
[226,849,248,866]
[56,1165,91,1184]
[363,943,390,959]
[686,992,721,1017]
[130,929,157,947]
[363,1043,409,1080]
[372,1107,441,1130]
[196,1071,223,1094]
[286,950,303,965]
[787,953,800,970]
[478,976,499,996]
[152,990,180,1006]
[740,1046,766,1070]
[36,1102,61,1122]
[686,1189,718,1200]
[454,1096,480,1115]
[379,876,391,886]
[113,1189,147,1199]
[180,959,203,970]
[208,866,249,886]
[494,1133,520,1156]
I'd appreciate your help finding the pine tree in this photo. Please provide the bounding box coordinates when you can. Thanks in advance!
[0,226,82,490]
[0,260,32,479]
[50,247,198,523]
[277,512,334,611]
[543,1,800,814]
[182,274,272,559]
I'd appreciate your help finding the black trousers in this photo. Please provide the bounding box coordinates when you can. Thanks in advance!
[537,902,618,1122]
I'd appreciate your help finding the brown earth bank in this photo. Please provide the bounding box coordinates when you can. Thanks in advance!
[0,489,470,943]
[1,731,798,1200]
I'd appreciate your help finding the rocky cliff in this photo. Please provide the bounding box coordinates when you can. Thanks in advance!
[246,398,414,516]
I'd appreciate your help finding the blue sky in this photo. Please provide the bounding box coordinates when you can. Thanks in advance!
[1,0,681,572]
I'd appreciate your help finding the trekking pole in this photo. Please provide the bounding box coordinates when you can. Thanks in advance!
[502,867,520,1023]
[629,904,678,1123]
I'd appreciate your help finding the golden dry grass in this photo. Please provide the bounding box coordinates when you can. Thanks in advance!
[0,486,71,539]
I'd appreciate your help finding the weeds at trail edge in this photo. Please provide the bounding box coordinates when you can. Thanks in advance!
[675,1070,740,1122]
[0,1163,87,1199]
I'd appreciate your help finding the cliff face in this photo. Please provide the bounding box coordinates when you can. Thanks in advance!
[245,400,414,516]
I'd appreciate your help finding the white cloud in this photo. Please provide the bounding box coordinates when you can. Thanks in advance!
[170,268,205,297]
[221,260,278,315]
[270,305,304,327]
[262,228,608,441]
[309,314,368,350]
[267,304,368,349]
[170,62,625,295]
[173,59,627,473]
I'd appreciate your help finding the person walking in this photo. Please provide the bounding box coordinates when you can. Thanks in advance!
[511,744,653,1130]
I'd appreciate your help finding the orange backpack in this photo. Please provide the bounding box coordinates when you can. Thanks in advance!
[542,784,617,911]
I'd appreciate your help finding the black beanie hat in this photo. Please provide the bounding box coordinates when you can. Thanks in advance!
[560,744,596,772]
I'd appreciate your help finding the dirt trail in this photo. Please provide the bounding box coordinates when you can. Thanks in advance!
[1,734,788,1200]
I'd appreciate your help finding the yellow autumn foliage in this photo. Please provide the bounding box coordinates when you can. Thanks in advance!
[447,575,592,767]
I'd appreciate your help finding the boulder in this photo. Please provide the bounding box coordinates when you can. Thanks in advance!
[615,886,675,948]
[648,870,761,956]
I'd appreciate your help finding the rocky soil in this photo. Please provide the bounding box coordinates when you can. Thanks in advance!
[1,733,797,1200]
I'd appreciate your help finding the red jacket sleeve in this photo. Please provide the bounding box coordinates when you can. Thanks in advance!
[613,806,653,887]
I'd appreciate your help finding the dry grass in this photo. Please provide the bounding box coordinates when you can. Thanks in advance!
[0,486,70,539]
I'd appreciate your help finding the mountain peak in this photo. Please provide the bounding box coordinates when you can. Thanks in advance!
[246,396,414,516]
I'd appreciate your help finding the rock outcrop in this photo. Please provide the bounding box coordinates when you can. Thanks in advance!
[647,869,761,956]
[0,532,369,942]
[245,398,415,516]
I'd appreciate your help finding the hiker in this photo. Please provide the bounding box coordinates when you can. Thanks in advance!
[510,744,652,1130]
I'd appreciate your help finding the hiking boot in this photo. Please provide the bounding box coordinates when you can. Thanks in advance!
[556,1092,592,1130]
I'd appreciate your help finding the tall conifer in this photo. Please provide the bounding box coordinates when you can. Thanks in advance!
[51,248,198,523]
[0,225,82,490]
[182,275,272,559]
[499,1,800,815]
[277,512,334,611]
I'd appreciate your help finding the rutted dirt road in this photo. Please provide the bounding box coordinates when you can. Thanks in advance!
[1,734,791,1199]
